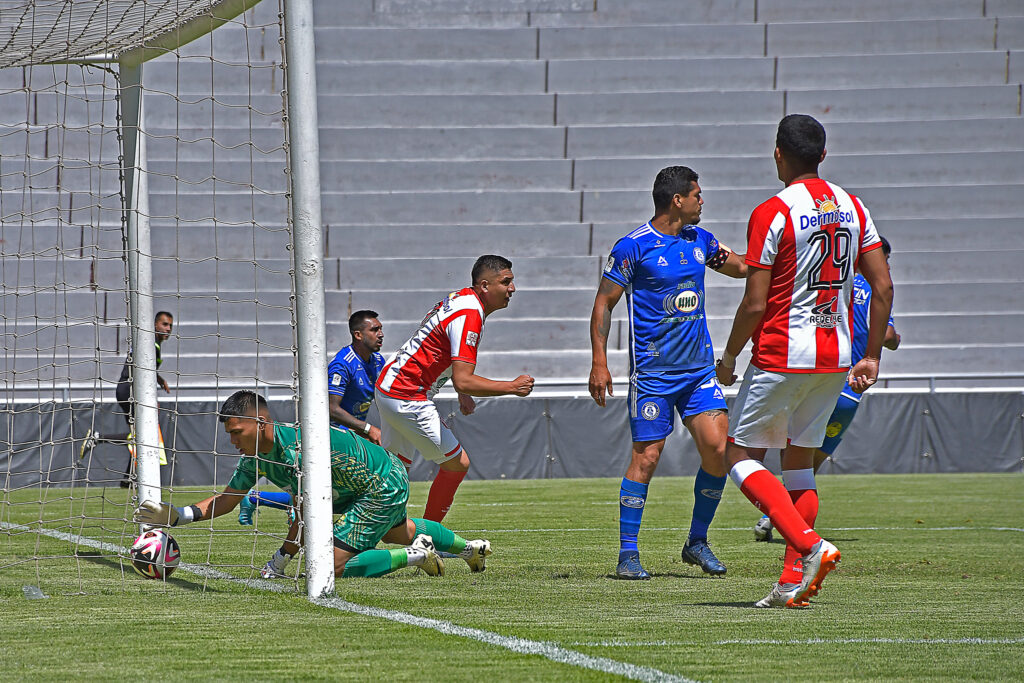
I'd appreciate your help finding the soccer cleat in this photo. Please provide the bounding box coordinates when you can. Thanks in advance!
[411,534,444,577]
[463,539,492,573]
[79,429,97,459]
[681,538,727,576]
[615,551,651,580]
[792,539,841,605]
[237,494,256,526]
[754,582,808,608]
[753,515,774,542]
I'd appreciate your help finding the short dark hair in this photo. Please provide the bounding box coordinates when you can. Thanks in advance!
[879,236,892,256]
[155,311,174,321]
[349,310,379,335]
[218,390,269,423]
[472,255,512,284]
[776,114,826,169]
[652,166,699,213]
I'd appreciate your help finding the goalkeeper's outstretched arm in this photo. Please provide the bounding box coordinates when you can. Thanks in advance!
[134,488,247,526]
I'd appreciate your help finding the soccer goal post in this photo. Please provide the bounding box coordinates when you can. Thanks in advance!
[0,0,333,598]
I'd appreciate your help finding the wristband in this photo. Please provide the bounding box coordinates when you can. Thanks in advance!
[361,422,372,435]
[175,505,200,525]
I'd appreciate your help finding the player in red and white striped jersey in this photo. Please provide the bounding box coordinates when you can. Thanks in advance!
[715,114,894,608]
[375,255,535,522]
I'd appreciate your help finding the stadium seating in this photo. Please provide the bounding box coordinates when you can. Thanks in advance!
[4,0,1023,395]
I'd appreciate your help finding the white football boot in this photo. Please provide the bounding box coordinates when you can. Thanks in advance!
[410,534,444,577]
[754,582,808,608]
[793,539,840,604]
[462,539,492,573]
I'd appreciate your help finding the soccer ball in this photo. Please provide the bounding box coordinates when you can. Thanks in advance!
[130,529,181,580]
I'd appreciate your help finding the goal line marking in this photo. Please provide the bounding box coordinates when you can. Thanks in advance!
[569,637,1024,647]
[1,522,696,683]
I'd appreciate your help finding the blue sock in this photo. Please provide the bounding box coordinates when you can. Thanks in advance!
[618,478,649,554]
[688,467,727,543]
[249,491,292,510]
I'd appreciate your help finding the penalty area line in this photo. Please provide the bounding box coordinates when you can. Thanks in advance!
[2,522,696,683]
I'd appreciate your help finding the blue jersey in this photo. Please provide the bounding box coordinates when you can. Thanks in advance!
[327,345,385,425]
[849,273,896,367]
[603,222,725,375]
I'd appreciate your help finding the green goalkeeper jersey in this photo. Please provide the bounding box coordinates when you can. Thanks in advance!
[227,422,406,511]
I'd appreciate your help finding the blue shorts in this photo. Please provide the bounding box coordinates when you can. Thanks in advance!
[628,367,727,443]
[819,389,862,455]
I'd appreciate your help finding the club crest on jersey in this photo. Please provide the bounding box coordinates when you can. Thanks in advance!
[693,247,705,264]
[801,195,854,230]
[640,402,660,420]
[466,331,479,347]
[810,296,843,328]
[663,289,700,315]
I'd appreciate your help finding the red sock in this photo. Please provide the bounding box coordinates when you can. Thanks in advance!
[735,468,821,555]
[779,488,819,584]
[424,468,467,522]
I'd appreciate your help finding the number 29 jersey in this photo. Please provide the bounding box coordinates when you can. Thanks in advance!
[746,177,882,373]
[603,222,725,376]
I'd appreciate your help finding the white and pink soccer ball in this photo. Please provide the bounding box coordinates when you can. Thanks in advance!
[130,529,181,580]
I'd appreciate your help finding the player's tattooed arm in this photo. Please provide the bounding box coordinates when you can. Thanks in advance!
[589,278,625,406]
[708,244,747,279]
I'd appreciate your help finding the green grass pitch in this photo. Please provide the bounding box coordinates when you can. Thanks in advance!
[2,473,1022,681]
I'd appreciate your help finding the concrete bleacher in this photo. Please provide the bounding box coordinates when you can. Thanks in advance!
[3,0,1024,396]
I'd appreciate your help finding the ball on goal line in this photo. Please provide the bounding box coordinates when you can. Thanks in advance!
[130,529,181,580]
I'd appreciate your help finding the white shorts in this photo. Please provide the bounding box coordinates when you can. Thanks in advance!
[375,391,463,465]
[728,365,848,449]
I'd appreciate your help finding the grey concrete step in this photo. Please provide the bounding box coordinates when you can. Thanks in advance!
[311,27,538,60]
[566,118,1024,157]
[990,0,1024,16]
[321,189,582,224]
[375,0,590,11]
[581,184,1024,223]
[313,94,556,126]
[325,223,590,257]
[320,159,573,191]
[574,151,1024,190]
[538,24,766,58]
[776,51,1010,89]
[317,60,547,95]
[335,255,602,289]
[529,0,756,27]
[757,0,985,22]
[318,126,566,160]
[549,57,775,93]
[767,18,998,56]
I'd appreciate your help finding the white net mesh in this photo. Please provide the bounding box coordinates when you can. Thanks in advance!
[0,0,305,594]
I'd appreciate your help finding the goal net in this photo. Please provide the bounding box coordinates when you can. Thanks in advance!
[0,0,315,595]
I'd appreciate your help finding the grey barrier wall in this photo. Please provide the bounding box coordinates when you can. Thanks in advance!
[2,392,1022,489]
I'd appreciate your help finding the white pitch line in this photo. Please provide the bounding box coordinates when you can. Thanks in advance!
[2,522,695,683]
[570,637,1024,647]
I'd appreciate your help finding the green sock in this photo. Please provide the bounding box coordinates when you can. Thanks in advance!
[340,548,407,578]
[413,518,467,554]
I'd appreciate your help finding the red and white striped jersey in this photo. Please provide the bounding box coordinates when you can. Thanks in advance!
[375,288,485,400]
[745,177,882,373]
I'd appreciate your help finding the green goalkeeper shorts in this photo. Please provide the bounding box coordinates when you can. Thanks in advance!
[332,465,409,553]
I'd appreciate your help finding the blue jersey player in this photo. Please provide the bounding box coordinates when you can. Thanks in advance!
[589,166,747,579]
[328,310,386,444]
[238,310,386,526]
[754,237,900,542]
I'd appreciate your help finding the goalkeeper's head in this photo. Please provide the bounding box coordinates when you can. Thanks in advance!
[219,390,274,456]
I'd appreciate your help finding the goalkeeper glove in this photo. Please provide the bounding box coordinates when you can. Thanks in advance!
[133,500,199,527]
[260,549,293,579]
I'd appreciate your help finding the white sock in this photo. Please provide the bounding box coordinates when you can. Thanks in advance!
[405,547,427,566]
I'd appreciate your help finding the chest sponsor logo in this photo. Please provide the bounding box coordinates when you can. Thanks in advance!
[810,296,843,328]
[640,401,660,420]
[663,289,700,315]
[657,255,668,267]
[466,331,479,347]
[331,372,342,386]
[853,286,869,306]
[693,247,705,264]
[800,195,854,230]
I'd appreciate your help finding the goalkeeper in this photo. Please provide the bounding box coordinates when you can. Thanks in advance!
[134,390,491,578]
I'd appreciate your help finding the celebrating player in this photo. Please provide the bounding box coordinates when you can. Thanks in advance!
[79,310,174,487]
[238,310,386,526]
[589,166,747,580]
[715,114,893,608]
[134,390,491,578]
[374,254,534,522]
[754,236,900,542]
